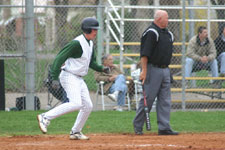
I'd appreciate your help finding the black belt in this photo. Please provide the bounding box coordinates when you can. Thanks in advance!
[152,64,168,68]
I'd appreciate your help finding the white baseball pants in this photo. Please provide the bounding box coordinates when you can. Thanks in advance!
[44,70,93,133]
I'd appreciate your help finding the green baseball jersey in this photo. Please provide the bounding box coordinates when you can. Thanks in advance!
[50,34,103,80]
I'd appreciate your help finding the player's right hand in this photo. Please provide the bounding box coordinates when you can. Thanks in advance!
[140,70,146,84]
[52,80,60,89]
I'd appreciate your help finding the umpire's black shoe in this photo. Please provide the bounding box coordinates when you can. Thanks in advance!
[158,129,179,135]
[134,128,143,135]
[135,130,143,135]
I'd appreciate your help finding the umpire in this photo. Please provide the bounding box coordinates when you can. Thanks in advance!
[133,10,178,135]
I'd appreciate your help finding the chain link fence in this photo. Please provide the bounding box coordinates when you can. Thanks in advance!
[0,3,26,110]
[0,0,225,111]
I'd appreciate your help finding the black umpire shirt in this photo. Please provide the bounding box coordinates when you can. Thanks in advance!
[140,22,174,66]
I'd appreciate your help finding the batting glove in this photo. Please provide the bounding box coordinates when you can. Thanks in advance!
[52,80,60,89]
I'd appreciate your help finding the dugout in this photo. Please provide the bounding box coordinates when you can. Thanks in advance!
[0,60,5,111]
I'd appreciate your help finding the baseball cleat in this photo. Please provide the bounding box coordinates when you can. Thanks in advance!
[70,131,89,140]
[37,114,50,134]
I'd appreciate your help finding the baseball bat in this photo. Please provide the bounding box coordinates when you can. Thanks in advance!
[143,89,151,131]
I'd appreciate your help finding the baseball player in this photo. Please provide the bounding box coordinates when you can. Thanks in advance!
[37,17,109,140]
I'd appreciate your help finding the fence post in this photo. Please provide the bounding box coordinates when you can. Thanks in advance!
[0,60,5,111]
[181,0,186,110]
[97,0,103,64]
[119,0,124,72]
[25,0,35,110]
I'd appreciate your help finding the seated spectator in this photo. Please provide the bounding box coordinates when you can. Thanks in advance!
[185,26,218,82]
[94,54,127,111]
[214,26,225,77]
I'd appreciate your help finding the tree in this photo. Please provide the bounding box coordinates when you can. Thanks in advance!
[128,0,180,51]
[159,0,180,44]
[210,0,225,34]
[54,0,69,48]
[2,0,11,21]
[128,0,154,46]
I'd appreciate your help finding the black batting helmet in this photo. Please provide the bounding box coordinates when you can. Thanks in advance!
[81,17,99,34]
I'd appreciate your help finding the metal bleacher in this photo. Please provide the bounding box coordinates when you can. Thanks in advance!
[110,42,225,110]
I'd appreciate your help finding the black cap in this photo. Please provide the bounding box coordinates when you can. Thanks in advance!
[81,17,99,33]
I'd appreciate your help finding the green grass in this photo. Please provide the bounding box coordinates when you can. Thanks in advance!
[0,110,225,136]
[4,59,98,92]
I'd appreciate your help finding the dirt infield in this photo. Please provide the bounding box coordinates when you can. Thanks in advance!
[1,133,225,150]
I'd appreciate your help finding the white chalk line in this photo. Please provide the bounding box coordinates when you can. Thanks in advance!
[15,141,187,148]
[128,143,187,148]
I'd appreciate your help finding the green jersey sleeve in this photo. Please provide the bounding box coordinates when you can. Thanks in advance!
[89,49,103,72]
[50,40,83,80]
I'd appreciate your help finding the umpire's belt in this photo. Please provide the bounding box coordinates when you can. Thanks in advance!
[151,64,168,68]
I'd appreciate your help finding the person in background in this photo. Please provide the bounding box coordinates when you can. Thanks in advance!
[214,26,225,77]
[133,10,178,135]
[94,54,128,112]
[185,26,218,81]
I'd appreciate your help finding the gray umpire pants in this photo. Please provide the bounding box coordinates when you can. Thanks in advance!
[133,64,172,131]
